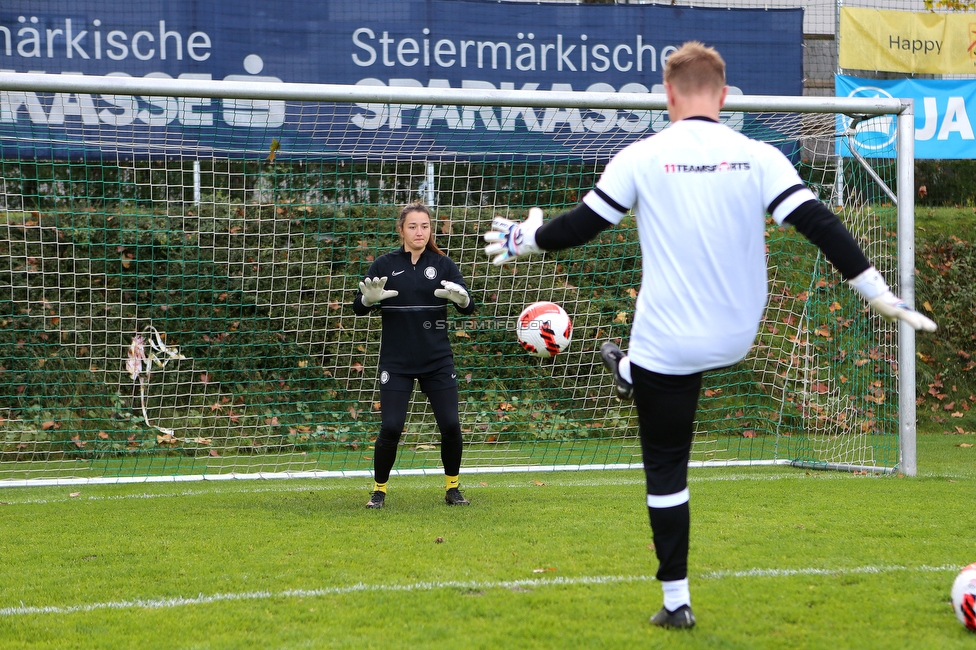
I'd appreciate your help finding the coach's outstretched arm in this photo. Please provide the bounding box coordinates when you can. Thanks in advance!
[483,203,613,265]
[484,198,937,333]
[782,197,937,332]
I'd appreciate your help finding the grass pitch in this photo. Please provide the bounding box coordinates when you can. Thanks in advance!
[0,432,974,649]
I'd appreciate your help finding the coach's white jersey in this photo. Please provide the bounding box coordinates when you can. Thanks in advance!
[583,118,816,375]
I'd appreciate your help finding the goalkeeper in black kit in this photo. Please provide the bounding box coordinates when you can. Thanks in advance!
[353,203,476,509]
[483,41,937,629]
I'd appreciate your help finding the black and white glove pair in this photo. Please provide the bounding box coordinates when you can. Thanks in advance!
[481,207,937,333]
[359,277,469,308]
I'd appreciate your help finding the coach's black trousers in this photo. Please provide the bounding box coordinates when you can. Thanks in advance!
[373,377,463,483]
[632,363,703,583]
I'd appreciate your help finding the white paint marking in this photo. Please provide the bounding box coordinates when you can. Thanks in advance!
[0,564,959,617]
[0,471,879,506]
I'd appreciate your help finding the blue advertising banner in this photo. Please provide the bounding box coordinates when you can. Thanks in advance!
[836,75,976,160]
[0,0,803,160]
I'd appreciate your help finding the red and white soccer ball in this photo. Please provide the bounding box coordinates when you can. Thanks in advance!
[516,301,572,358]
[952,563,976,632]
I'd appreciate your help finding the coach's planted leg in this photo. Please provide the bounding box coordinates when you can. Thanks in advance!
[633,365,701,628]
[648,501,695,629]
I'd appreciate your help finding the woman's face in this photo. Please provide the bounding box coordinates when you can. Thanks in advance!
[399,210,431,254]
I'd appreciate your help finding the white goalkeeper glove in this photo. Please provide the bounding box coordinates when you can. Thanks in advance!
[359,276,399,307]
[434,280,470,308]
[848,266,937,332]
[483,207,544,265]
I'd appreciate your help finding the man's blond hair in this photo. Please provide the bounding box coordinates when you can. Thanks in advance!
[663,41,726,95]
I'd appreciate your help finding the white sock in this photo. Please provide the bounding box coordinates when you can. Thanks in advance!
[661,578,690,612]
[619,356,632,384]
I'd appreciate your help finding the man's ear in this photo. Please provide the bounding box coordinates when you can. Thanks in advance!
[664,83,676,108]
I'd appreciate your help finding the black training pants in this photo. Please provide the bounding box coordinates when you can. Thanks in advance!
[373,369,463,483]
[632,363,703,582]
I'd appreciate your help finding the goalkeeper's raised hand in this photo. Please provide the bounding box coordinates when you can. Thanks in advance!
[483,207,544,265]
[434,280,470,308]
[849,267,937,332]
[359,276,399,307]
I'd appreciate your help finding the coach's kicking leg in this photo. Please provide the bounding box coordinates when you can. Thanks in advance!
[632,364,702,629]
[600,342,634,400]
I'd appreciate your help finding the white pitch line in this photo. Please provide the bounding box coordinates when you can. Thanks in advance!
[0,470,879,506]
[0,564,960,617]
[701,564,961,580]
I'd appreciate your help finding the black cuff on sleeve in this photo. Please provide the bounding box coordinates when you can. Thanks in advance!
[535,202,614,251]
[456,294,476,315]
[351,294,373,316]
[783,200,871,280]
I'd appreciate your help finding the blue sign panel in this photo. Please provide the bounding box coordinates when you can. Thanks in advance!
[836,75,976,160]
[0,0,803,160]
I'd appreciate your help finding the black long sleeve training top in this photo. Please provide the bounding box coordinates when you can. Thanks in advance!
[536,198,870,280]
[352,247,476,374]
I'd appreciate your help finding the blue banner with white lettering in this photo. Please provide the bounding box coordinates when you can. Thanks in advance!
[0,0,803,160]
[836,75,976,159]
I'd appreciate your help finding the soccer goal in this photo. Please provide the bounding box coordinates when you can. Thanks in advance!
[0,73,917,486]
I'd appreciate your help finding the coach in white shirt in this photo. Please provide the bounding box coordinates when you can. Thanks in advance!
[484,41,936,629]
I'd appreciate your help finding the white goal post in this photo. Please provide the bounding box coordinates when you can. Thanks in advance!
[0,72,917,486]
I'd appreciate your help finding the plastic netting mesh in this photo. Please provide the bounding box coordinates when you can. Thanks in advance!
[0,88,901,484]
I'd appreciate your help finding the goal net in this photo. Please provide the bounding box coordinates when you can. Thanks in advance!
[0,74,915,486]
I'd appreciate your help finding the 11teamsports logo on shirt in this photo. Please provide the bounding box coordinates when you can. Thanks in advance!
[663,162,751,173]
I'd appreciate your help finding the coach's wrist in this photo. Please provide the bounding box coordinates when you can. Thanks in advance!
[848,266,889,301]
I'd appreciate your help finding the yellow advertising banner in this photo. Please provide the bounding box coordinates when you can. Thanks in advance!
[840,7,976,74]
